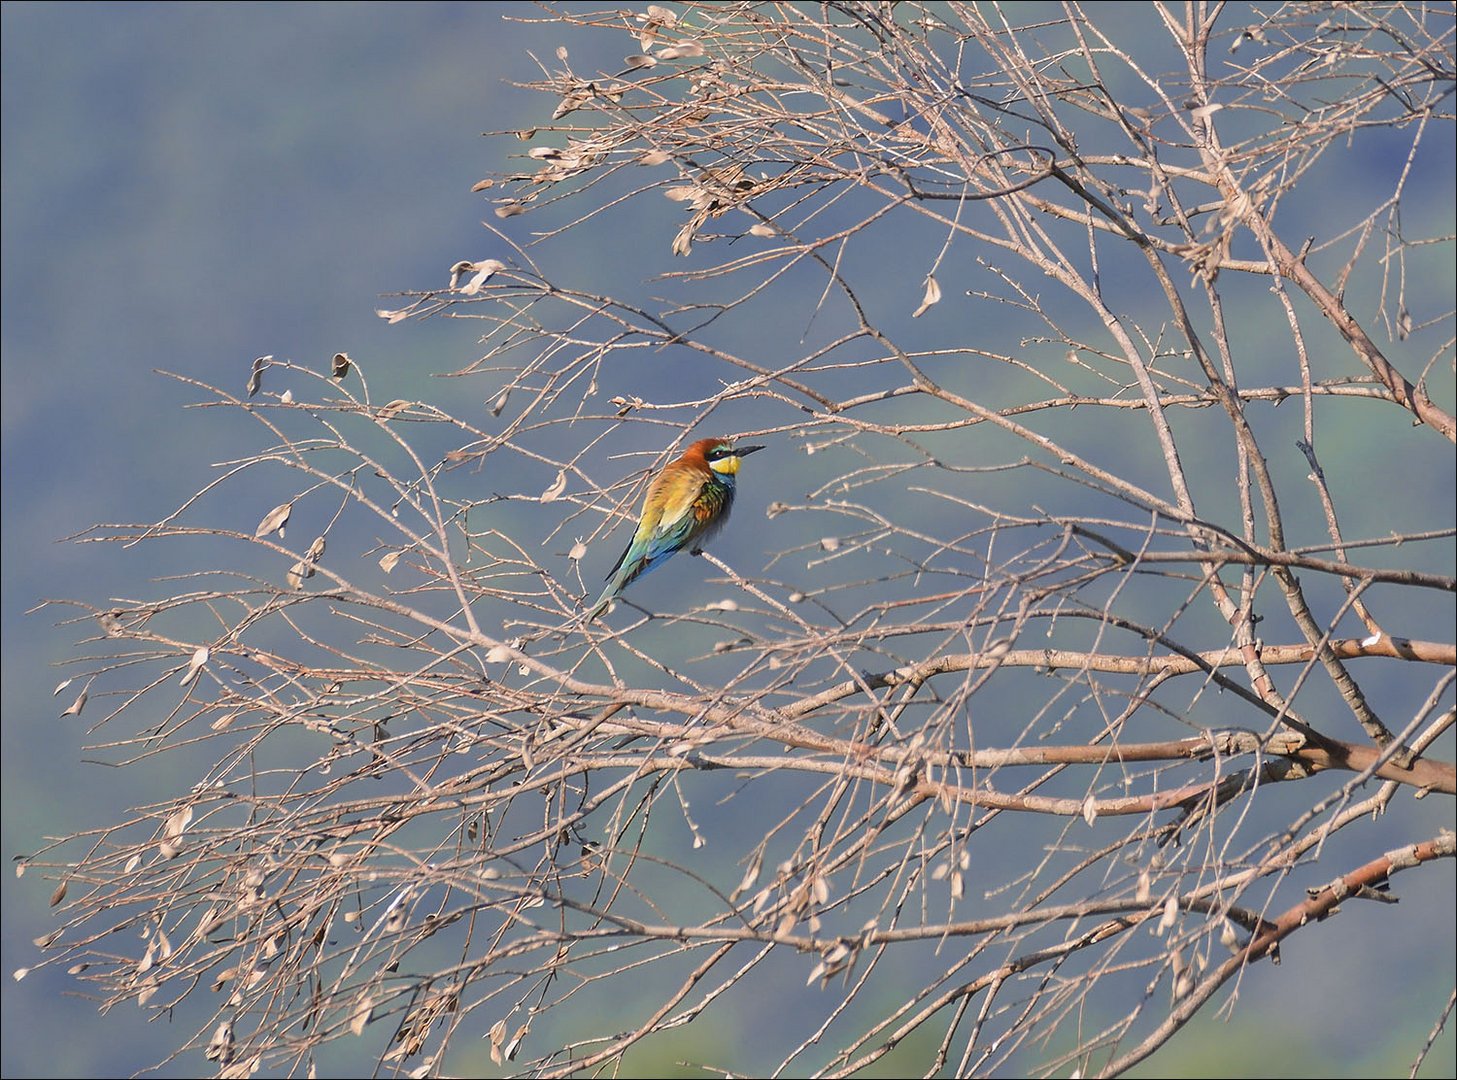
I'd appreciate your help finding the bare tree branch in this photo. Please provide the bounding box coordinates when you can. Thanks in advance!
[18,4,1453,1077]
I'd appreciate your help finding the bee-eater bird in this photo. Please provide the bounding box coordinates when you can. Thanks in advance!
[586,437,765,620]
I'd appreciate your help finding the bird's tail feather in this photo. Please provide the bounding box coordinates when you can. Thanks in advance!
[584,592,613,622]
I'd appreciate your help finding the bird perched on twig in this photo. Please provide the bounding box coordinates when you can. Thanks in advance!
[586,437,764,621]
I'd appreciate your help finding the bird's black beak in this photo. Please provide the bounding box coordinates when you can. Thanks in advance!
[735,444,765,457]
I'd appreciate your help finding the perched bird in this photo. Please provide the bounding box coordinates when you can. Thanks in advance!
[586,437,764,620]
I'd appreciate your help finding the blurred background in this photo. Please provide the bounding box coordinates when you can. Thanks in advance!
[2,4,551,1075]
[3,4,1452,1078]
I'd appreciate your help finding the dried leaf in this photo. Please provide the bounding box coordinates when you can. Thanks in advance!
[204,1020,235,1065]
[1156,894,1178,935]
[49,879,68,907]
[489,1018,508,1066]
[552,81,595,119]
[494,201,525,219]
[164,805,193,840]
[61,690,88,718]
[379,550,403,573]
[460,260,505,295]
[246,355,270,398]
[656,41,705,59]
[377,399,411,421]
[180,646,209,687]
[351,994,375,1036]
[376,307,411,324]
[52,678,73,697]
[1220,919,1240,952]
[255,502,292,539]
[540,470,567,502]
[503,1024,526,1062]
[331,352,352,379]
[735,852,763,897]
[637,149,671,166]
[912,274,942,317]
[671,221,696,256]
[1081,794,1098,827]
[623,54,657,70]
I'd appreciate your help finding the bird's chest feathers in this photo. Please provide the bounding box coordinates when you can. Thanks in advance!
[654,473,733,533]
